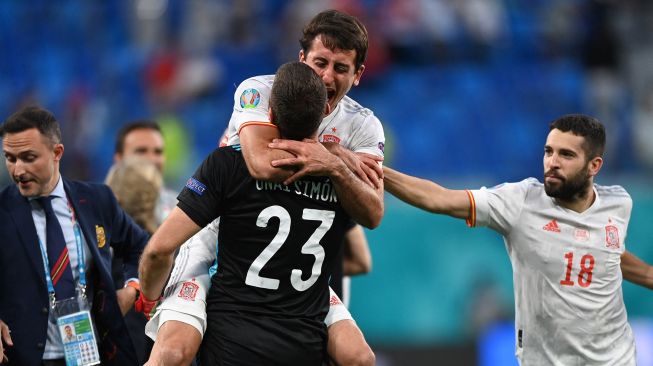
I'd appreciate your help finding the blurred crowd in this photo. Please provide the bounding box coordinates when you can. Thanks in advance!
[1,0,653,188]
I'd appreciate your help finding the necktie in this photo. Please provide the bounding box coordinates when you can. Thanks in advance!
[36,196,76,299]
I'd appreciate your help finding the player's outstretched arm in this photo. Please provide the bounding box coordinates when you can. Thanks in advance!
[140,206,202,300]
[343,225,372,276]
[621,251,653,290]
[383,166,470,219]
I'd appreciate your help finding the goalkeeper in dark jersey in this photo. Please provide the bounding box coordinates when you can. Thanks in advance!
[139,61,370,365]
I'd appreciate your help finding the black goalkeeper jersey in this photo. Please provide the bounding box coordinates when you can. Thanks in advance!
[177,145,351,321]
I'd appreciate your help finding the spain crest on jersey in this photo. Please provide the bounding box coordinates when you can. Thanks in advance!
[605,225,620,249]
[178,280,199,301]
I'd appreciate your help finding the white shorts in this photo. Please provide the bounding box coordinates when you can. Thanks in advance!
[144,278,207,340]
[325,287,354,327]
[145,218,354,340]
[145,219,219,341]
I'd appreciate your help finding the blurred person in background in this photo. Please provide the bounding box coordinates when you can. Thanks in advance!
[0,106,148,365]
[106,157,163,235]
[145,9,383,366]
[111,122,177,364]
[113,120,177,225]
[383,114,653,365]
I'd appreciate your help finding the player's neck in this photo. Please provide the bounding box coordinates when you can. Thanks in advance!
[556,185,595,213]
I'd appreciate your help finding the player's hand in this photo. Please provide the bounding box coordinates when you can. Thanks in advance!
[0,319,13,364]
[134,293,160,320]
[356,152,384,182]
[269,139,344,185]
[333,148,383,189]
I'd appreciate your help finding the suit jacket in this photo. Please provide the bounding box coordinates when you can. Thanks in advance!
[0,179,149,365]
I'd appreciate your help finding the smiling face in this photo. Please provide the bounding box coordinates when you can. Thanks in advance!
[3,128,63,197]
[299,35,365,113]
[543,128,601,202]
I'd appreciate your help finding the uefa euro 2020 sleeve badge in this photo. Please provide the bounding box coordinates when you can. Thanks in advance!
[95,225,106,248]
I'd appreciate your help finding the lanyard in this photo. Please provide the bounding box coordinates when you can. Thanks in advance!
[36,197,86,306]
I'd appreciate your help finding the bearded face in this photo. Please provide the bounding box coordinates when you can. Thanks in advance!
[543,129,600,203]
[544,163,592,200]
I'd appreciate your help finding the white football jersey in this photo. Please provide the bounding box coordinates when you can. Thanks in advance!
[469,178,635,366]
[224,74,386,156]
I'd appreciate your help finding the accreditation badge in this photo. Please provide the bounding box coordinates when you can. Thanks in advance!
[51,295,100,366]
[57,310,100,365]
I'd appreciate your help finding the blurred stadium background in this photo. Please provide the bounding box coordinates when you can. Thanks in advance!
[1,1,653,365]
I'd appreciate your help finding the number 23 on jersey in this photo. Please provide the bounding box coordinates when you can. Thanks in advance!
[246,205,335,292]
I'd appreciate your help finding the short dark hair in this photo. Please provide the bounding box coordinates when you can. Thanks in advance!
[270,62,326,140]
[549,114,606,159]
[115,120,162,154]
[300,9,368,71]
[0,106,62,145]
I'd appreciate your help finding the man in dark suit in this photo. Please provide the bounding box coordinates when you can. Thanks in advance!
[0,106,149,365]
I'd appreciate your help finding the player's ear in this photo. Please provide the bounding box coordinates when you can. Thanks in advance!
[324,102,331,116]
[588,156,603,177]
[353,64,365,86]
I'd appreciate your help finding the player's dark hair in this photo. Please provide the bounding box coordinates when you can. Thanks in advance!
[0,106,62,146]
[300,9,368,71]
[115,120,162,154]
[549,114,606,159]
[270,62,327,141]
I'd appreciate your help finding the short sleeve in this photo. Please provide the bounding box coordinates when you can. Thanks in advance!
[470,179,532,236]
[177,149,232,228]
[225,77,272,146]
[347,113,386,157]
